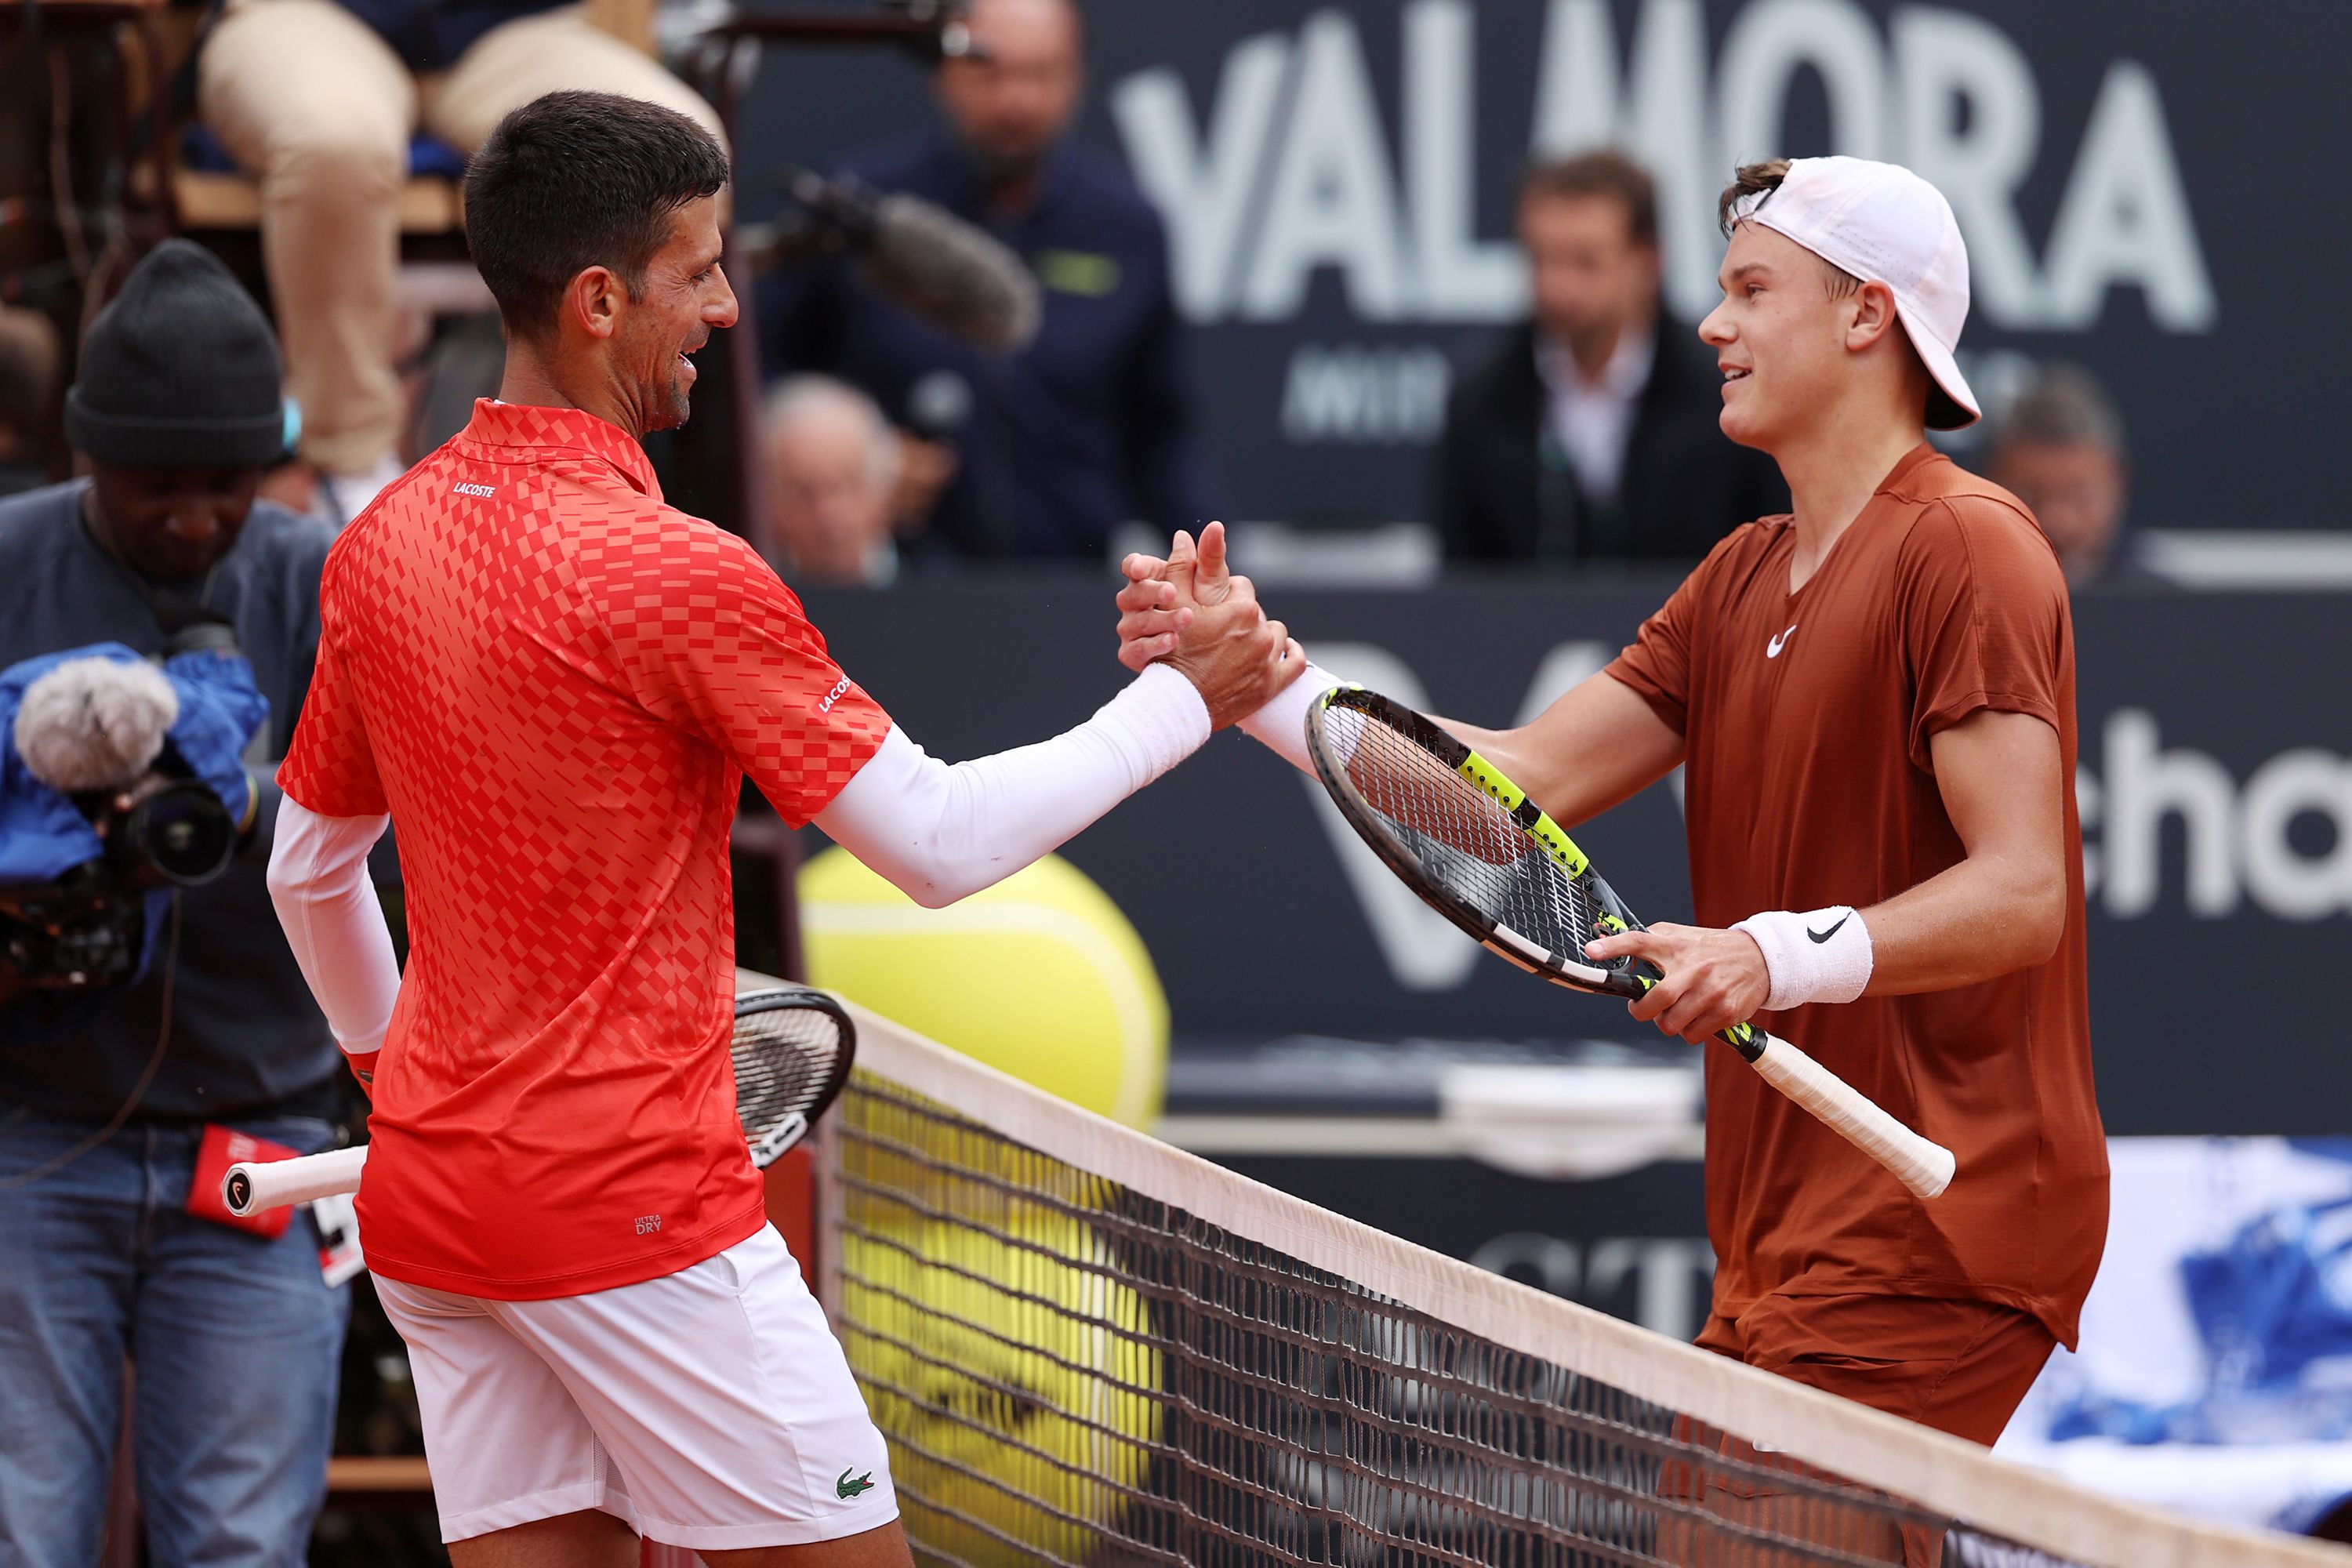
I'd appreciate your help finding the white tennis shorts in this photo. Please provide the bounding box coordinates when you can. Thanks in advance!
[375,1225,898,1549]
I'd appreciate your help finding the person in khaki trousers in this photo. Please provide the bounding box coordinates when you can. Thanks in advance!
[198,0,724,521]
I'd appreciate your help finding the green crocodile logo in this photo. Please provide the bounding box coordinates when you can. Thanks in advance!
[837,1468,877,1500]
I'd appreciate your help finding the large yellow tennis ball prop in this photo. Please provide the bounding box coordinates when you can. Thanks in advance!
[839,1214,1160,1566]
[798,848,1169,1127]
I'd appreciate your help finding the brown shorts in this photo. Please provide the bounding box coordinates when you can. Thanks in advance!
[1698,1291,2056,1445]
[1658,1293,2056,1566]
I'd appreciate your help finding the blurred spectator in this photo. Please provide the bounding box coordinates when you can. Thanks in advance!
[1435,151,1785,565]
[0,307,60,496]
[1986,365,2159,589]
[0,241,350,1566]
[197,0,722,522]
[759,0,1219,562]
[766,376,902,587]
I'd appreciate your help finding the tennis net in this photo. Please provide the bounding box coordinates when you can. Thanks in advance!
[815,1002,2345,1568]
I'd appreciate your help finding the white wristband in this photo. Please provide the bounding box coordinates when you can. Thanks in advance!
[1732,906,1873,1012]
[1237,661,1343,775]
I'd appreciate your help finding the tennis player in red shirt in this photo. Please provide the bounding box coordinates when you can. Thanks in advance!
[1118,157,2106,1563]
[265,93,1294,1568]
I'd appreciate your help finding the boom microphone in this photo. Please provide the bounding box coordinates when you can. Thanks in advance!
[763,171,1043,354]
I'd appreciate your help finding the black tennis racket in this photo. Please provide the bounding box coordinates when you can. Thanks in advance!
[1306,686,1954,1199]
[223,985,858,1216]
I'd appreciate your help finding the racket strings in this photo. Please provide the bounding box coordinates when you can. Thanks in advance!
[731,1007,849,1143]
[1334,711,1605,964]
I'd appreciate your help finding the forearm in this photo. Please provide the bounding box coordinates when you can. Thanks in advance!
[1234,665,1679,839]
[1436,673,1682,829]
[1853,709,2071,995]
[815,664,1209,909]
[1595,851,2063,1046]
[1235,662,1503,784]
[266,799,400,1069]
[1240,684,1544,792]
[1857,851,2067,996]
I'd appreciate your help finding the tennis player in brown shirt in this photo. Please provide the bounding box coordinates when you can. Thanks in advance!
[1116,156,2107,1541]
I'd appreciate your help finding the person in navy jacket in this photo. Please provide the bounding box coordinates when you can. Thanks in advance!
[759,0,1221,563]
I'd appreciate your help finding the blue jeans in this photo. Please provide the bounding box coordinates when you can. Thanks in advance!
[0,1109,350,1567]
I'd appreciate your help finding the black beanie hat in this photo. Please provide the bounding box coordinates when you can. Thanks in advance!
[64,240,285,469]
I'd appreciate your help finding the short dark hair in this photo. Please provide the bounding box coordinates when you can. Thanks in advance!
[1718,158,1791,238]
[463,91,731,343]
[1519,150,1658,247]
[1719,158,1860,298]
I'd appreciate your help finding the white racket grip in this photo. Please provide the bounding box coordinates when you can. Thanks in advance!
[1747,1032,1955,1200]
[223,1145,369,1216]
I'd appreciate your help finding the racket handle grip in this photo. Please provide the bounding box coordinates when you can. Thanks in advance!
[223,1145,369,1217]
[1745,1031,1956,1200]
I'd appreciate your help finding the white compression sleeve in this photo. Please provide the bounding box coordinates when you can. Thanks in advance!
[815,662,1210,909]
[1236,662,1344,776]
[266,799,400,1058]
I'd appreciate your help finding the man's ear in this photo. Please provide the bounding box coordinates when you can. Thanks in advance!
[1846,280,1904,353]
[564,266,626,343]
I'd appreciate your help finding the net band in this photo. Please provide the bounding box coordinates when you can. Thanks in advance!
[813,995,2341,1568]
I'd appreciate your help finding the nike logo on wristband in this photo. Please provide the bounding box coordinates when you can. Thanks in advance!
[1808,913,1851,944]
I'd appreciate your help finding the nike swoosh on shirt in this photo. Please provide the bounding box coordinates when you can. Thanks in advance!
[1767,624,1796,659]
[1808,914,1851,944]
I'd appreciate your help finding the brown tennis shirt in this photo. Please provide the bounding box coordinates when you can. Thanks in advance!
[1606,443,2107,1346]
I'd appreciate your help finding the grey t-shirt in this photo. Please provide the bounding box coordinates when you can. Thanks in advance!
[0,480,346,1122]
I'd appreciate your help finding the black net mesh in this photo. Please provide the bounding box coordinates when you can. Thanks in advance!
[1320,703,1602,967]
[829,1075,2082,1568]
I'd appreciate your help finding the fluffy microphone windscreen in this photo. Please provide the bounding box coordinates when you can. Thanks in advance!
[864,193,1044,354]
[13,656,179,793]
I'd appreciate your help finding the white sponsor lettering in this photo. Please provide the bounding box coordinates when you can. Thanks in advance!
[818,677,854,714]
[1891,8,2042,326]
[452,482,497,498]
[1112,0,2213,336]
[2084,709,2352,921]
[1112,31,1290,319]
[1239,11,1411,321]
[1404,1,1522,318]
[1715,0,1888,165]
[2037,62,2218,332]
[1279,343,1451,445]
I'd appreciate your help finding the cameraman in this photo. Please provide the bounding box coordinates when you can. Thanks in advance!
[0,241,350,1568]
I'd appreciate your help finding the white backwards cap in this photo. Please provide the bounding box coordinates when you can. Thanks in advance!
[1728,156,1978,430]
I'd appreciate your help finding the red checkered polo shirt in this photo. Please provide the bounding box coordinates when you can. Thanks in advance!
[279,400,890,1298]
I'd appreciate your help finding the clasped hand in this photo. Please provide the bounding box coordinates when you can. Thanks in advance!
[1112,522,1300,728]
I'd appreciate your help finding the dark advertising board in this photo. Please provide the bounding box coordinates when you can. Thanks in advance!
[740,1,2334,532]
